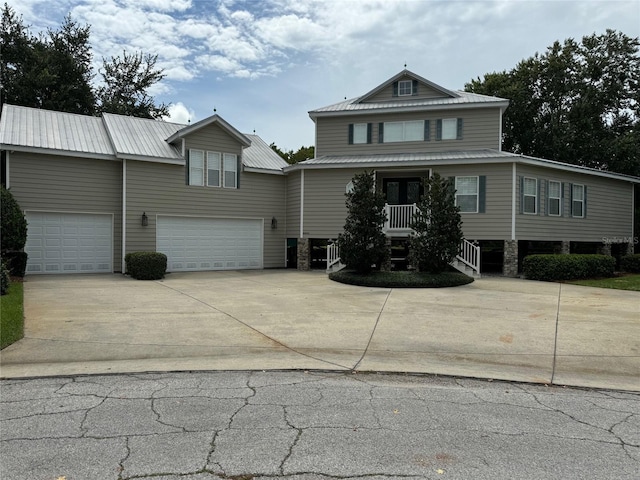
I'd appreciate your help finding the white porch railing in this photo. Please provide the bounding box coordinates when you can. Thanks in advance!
[384,204,418,232]
[457,239,481,275]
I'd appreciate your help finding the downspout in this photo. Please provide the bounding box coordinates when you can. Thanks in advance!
[121,159,127,273]
[299,169,305,238]
[511,162,516,241]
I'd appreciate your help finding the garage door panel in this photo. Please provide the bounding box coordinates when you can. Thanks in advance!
[157,216,262,272]
[25,212,113,274]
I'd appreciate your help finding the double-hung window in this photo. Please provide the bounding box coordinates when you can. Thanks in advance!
[189,149,205,186]
[206,152,221,187]
[571,184,585,218]
[522,177,537,214]
[353,123,368,144]
[223,153,237,188]
[441,118,458,140]
[398,80,413,96]
[456,176,479,213]
[548,180,561,216]
[383,120,424,142]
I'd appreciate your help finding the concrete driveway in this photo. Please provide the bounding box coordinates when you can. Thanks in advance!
[1,270,638,391]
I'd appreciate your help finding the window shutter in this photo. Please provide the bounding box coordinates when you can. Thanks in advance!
[447,176,456,196]
[392,82,398,97]
[456,118,464,140]
[583,186,587,218]
[519,176,524,214]
[560,183,564,217]
[479,176,486,213]
[436,119,442,141]
[378,123,384,143]
[366,123,372,144]
[348,124,354,145]
[538,179,543,215]
[569,183,574,216]
[185,149,190,185]
[424,120,430,141]
[236,156,241,189]
[412,79,418,96]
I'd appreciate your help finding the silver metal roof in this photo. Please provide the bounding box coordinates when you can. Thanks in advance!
[298,149,510,165]
[242,134,289,172]
[0,104,114,158]
[102,113,183,162]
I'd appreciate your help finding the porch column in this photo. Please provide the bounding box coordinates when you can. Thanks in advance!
[598,242,612,256]
[297,238,310,271]
[381,237,392,272]
[625,241,635,256]
[560,241,571,255]
[503,240,518,277]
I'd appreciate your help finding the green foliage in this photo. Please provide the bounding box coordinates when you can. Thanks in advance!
[409,173,463,273]
[0,261,9,295]
[1,280,24,349]
[620,254,640,273]
[337,171,388,274]
[466,30,640,177]
[523,254,616,281]
[1,186,28,253]
[2,251,28,277]
[329,270,473,288]
[97,51,168,119]
[269,143,315,164]
[125,251,167,280]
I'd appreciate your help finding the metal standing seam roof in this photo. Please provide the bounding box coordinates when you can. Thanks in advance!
[296,149,510,166]
[0,104,115,157]
[242,134,289,172]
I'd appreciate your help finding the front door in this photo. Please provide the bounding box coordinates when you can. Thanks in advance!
[383,178,422,204]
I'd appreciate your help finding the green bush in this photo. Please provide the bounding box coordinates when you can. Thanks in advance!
[523,254,615,281]
[2,251,28,277]
[620,254,640,273]
[329,270,474,288]
[0,261,9,296]
[124,251,167,280]
[1,186,28,253]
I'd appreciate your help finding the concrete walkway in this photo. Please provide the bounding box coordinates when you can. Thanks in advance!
[1,270,638,391]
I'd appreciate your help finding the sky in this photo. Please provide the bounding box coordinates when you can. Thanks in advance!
[9,0,640,151]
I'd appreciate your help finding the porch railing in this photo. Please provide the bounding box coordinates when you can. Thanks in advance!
[384,204,418,231]
[457,239,481,275]
[327,240,341,270]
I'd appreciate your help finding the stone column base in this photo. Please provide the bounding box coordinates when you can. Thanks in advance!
[503,240,518,277]
[560,240,571,255]
[297,238,310,271]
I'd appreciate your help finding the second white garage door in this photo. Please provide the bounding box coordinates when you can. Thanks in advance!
[157,216,263,272]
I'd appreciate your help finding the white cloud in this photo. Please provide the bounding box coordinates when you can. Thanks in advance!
[164,102,194,124]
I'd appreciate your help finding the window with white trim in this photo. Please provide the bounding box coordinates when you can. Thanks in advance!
[455,176,479,213]
[353,123,368,144]
[572,184,584,218]
[206,152,221,187]
[523,177,537,214]
[383,120,424,142]
[189,149,205,186]
[223,153,237,188]
[442,118,458,140]
[548,180,561,216]
[398,80,413,96]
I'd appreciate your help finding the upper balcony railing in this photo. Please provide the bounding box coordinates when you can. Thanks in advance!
[384,203,418,234]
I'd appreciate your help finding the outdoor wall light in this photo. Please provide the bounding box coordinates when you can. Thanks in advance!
[141,212,149,227]
[271,216,278,229]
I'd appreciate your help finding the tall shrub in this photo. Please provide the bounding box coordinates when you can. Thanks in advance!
[409,173,463,273]
[337,171,388,274]
[1,186,28,276]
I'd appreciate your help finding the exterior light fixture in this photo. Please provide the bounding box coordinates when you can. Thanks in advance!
[141,212,148,226]
[271,216,277,229]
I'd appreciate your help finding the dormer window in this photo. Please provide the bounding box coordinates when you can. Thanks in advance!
[398,80,413,96]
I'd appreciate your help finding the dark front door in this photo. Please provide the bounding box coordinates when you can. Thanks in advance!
[383,178,422,204]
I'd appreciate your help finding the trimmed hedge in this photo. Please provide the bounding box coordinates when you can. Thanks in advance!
[0,261,9,296]
[2,251,28,277]
[124,252,167,280]
[620,254,640,273]
[329,270,474,288]
[523,254,615,281]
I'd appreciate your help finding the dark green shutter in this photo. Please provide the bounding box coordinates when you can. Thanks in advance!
[366,123,372,144]
[447,176,456,196]
[436,120,442,141]
[392,82,398,97]
[537,179,542,215]
[424,120,430,141]
[378,123,384,143]
[583,186,587,217]
[236,156,241,189]
[185,149,190,185]
[412,79,418,96]
[569,183,574,216]
[560,183,564,217]
[479,176,486,213]
[456,118,464,140]
[519,176,524,214]
[348,124,354,145]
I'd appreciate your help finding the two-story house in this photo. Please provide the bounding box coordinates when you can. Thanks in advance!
[1,69,638,277]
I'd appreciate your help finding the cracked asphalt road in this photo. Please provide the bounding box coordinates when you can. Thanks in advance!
[1,371,638,479]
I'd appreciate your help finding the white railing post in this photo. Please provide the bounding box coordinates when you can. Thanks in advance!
[456,239,481,275]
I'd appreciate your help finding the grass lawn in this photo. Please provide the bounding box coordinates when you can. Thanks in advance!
[568,274,640,292]
[1,281,24,349]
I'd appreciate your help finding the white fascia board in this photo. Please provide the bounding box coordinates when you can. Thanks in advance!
[309,101,510,119]
[0,145,117,161]
[516,156,640,184]
[287,157,515,171]
[115,153,185,165]
[243,166,285,175]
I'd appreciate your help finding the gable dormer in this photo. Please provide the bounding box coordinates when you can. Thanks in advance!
[356,69,460,104]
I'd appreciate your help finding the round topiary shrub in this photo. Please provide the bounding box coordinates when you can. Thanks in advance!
[124,251,167,280]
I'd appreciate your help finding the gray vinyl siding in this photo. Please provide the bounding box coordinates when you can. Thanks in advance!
[364,83,450,103]
[8,152,123,271]
[125,160,287,268]
[184,122,243,155]
[434,164,513,240]
[315,108,501,156]
[515,165,633,242]
[285,171,301,238]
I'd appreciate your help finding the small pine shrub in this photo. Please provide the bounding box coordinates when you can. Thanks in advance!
[1,186,28,253]
[620,254,640,273]
[523,254,615,281]
[0,261,9,295]
[2,251,28,277]
[124,252,167,280]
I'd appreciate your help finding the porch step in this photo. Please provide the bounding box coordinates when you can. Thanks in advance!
[451,259,481,278]
[326,260,346,273]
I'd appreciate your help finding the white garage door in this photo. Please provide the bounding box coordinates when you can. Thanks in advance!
[25,212,113,274]
[157,216,263,272]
